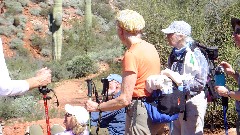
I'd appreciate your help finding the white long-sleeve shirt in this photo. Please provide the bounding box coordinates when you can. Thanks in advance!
[0,38,29,96]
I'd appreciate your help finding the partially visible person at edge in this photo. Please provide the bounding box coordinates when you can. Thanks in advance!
[85,9,167,134]
[161,21,209,135]
[54,104,89,135]
[91,74,125,135]
[0,37,51,96]
[215,17,240,135]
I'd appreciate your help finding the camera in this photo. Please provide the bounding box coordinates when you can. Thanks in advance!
[39,86,51,95]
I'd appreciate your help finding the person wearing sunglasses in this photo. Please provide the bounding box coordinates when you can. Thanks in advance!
[215,17,240,134]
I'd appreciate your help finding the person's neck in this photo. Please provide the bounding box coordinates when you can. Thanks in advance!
[175,41,186,49]
[125,36,143,49]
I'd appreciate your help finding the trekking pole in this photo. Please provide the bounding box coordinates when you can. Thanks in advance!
[86,79,93,135]
[96,78,109,134]
[39,86,51,135]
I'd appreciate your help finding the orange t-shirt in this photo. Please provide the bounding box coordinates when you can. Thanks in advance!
[122,41,161,97]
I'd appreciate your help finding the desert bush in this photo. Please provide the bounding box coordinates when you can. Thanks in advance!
[29,7,41,16]
[66,55,98,78]
[18,0,30,7]
[39,2,48,8]
[40,48,51,58]
[0,96,40,119]
[30,34,51,51]
[0,17,11,25]
[92,2,115,23]
[6,56,44,80]
[0,95,61,121]
[0,25,14,37]
[33,23,43,32]
[4,1,23,15]
[17,32,25,40]
[44,60,71,82]
[9,38,24,49]
[40,6,51,18]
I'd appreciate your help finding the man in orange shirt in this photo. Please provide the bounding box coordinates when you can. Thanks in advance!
[85,9,166,134]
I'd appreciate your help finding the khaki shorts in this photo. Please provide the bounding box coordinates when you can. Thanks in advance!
[125,99,167,135]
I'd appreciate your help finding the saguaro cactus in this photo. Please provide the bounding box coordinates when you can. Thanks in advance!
[85,0,92,31]
[49,0,62,61]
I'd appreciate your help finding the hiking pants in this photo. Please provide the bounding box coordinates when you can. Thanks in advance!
[172,91,207,135]
[125,99,166,135]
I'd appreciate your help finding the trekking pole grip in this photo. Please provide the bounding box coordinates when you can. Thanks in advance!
[86,79,93,100]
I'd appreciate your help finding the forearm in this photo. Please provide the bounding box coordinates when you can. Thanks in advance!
[98,94,130,112]
[26,77,41,90]
[0,80,29,96]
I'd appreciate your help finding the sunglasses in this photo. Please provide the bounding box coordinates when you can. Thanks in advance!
[233,28,240,35]
[65,113,72,117]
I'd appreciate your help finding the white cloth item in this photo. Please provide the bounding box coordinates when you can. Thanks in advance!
[0,38,29,96]
[0,80,29,97]
[161,68,183,86]
[65,104,89,125]
[145,74,173,93]
[0,38,11,80]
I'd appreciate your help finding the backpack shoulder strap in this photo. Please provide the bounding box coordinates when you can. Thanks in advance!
[169,49,187,71]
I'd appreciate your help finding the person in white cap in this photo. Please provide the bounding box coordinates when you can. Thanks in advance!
[161,21,209,135]
[25,104,89,135]
[91,74,125,135]
[54,104,89,135]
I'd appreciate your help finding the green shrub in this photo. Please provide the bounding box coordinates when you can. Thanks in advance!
[0,96,40,119]
[92,2,115,22]
[0,25,14,37]
[66,55,98,78]
[9,38,24,49]
[4,1,23,15]
[40,6,51,18]
[43,60,69,82]
[17,32,25,40]
[30,34,51,51]
[18,0,30,7]
[30,8,42,16]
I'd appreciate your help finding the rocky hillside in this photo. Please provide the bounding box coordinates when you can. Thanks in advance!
[0,0,83,58]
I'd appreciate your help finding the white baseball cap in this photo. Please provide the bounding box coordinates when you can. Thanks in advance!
[64,104,89,125]
[161,21,191,36]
